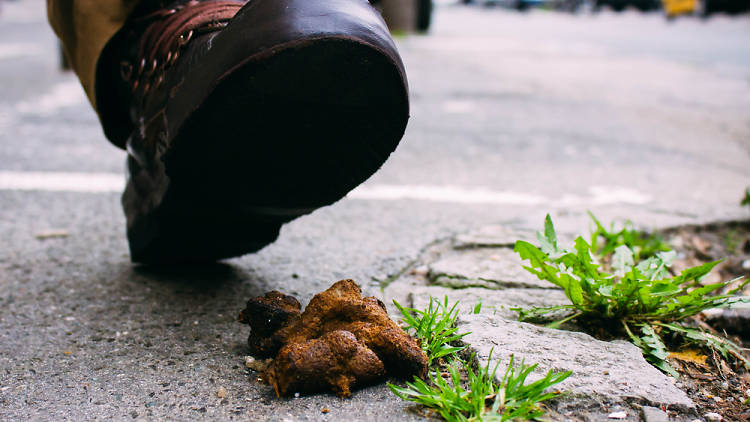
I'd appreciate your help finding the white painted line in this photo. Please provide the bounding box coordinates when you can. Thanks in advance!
[551,186,652,207]
[0,43,43,60]
[588,186,652,205]
[441,100,476,114]
[15,81,87,115]
[0,171,124,193]
[0,171,652,206]
[349,184,545,205]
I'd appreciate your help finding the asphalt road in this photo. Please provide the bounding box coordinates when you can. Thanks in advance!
[1,0,749,420]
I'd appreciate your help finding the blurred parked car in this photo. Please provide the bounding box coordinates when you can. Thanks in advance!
[462,0,551,11]
[699,0,750,14]
[661,0,698,16]
[546,0,590,12]
[592,0,659,11]
[661,0,749,17]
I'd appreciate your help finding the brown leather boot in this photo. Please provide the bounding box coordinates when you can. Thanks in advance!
[95,0,409,264]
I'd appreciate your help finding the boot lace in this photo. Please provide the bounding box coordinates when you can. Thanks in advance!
[120,0,244,94]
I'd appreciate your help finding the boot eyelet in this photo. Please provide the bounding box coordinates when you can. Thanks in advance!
[120,61,133,81]
[179,30,194,46]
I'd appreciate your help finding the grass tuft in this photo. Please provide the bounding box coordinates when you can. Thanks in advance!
[393,296,470,366]
[391,297,570,420]
[389,352,571,422]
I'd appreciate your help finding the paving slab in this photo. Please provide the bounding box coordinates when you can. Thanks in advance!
[452,225,536,249]
[428,248,557,289]
[456,313,694,409]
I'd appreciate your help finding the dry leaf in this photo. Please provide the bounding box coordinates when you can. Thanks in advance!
[35,230,69,240]
[669,349,708,366]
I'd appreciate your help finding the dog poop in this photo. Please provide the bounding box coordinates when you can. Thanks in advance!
[238,279,428,398]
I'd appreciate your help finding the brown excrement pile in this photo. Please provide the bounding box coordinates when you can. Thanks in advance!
[238,279,428,398]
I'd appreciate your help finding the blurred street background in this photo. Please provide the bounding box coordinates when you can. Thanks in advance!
[1,0,749,420]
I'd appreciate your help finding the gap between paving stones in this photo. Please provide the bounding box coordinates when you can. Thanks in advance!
[428,248,560,290]
[383,224,698,419]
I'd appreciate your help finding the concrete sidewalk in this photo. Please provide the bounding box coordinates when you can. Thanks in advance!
[1,1,750,421]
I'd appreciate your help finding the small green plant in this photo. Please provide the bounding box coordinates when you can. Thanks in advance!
[513,214,750,375]
[389,352,571,422]
[393,296,470,366]
[741,188,750,207]
[588,211,671,261]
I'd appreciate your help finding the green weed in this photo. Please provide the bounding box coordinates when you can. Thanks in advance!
[389,352,571,422]
[588,211,671,261]
[742,188,750,208]
[513,214,750,375]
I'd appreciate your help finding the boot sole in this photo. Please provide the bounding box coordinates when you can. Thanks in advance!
[125,37,408,264]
